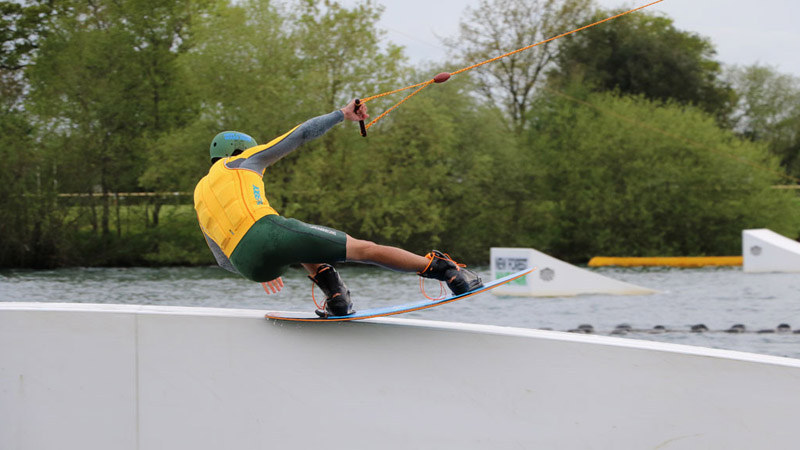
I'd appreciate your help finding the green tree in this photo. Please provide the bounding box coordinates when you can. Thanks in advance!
[439,83,554,262]
[20,0,212,265]
[0,100,42,267]
[138,0,414,262]
[1,0,56,71]
[139,0,405,196]
[28,13,150,236]
[552,9,735,123]
[276,0,408,216]
[290,0,405,115]
[139,0,291,200]
[0,0,64,267]
[528,91,799,261]
[445,0,592,133]
[290,65,535,262]
[726,64,800,179]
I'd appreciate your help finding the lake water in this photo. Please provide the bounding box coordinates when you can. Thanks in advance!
[2,265,799,359]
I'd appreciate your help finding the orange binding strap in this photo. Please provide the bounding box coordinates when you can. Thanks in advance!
[420,278,447,301]
[310,281,326,311]
[418,251,468,301]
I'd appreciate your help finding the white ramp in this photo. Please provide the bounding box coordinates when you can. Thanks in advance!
[743,228,800,273]
[491,247,657,296]
[2,303,800,450]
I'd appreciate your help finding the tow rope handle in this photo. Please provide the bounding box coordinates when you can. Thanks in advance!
[355,72,451,137]
[354,98,367,137]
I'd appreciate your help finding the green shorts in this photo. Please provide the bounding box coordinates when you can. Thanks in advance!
[230,215,347,282]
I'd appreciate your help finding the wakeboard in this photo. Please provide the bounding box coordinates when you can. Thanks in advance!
[265,267,536,322]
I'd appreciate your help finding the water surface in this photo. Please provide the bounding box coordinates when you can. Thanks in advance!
[2,265,799,359]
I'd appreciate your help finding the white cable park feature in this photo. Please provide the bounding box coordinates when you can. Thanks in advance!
[743,228,800,273]
[491,247,657,297]
[1,302,798,450]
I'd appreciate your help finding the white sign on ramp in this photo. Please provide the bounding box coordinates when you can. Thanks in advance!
[491,247,657,297]
[743,229,800,273]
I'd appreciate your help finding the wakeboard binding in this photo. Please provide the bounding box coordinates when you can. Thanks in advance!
[418,250,483,295]
[310,264,355,318]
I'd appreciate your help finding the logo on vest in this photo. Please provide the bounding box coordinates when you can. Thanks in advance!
[252,185,264,205]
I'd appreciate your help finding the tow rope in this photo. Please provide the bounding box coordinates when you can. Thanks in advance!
[354,0,665,135]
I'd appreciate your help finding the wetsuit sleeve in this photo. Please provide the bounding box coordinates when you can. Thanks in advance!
[238,110,344,172]
[203,233,240,274]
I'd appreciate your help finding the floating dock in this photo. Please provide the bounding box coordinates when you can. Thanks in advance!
[2,302,799,450]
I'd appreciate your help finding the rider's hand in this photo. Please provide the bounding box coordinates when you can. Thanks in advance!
[341,99,369,122]
[261,277,284,295]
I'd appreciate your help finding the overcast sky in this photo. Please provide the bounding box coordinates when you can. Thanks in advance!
[339,0,800,77]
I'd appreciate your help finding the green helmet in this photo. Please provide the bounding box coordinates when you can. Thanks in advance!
[209,131,258,162]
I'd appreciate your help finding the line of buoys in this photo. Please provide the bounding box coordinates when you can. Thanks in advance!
[561,323,800,335]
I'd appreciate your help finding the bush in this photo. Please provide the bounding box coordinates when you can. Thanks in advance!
[526,91,800,261]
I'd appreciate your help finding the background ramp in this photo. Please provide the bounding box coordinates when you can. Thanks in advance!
[491,247,657,296]
[743,228,800,273]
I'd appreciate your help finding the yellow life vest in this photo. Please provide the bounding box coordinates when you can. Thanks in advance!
[194,125,302,256]
[193,156,278,257]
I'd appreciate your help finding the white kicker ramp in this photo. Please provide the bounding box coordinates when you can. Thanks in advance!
[2,303,800,450]
[491,247,656,296]
[743,228,800,272]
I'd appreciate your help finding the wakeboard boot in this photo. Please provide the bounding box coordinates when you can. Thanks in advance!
[418,250,483,295]
[309,264,355,318]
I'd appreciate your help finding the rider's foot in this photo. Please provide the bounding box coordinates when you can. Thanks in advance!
[417,250,483,295]
[309,264,355,317]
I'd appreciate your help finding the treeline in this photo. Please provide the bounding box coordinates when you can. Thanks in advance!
[1,0,798,268]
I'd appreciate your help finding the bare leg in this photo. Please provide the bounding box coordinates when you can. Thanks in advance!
[345,235,429,272]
